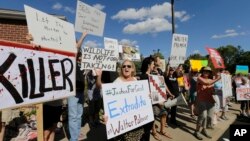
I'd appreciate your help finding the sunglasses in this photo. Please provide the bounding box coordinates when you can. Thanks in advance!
[122,65,132,68]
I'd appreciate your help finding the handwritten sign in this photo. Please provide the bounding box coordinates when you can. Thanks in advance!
[0,40,75,110]
[206,47,225,69]
[104,37,119,57]
[221,74,233,106]
[81,47,118,71]
[119,45,140,61]
[236,65,249,75]
[160,59,166,72]
[236,87,250,101]
[169,33,188,67]
[148,75,167,104]
[75,0,106,36]
[102,80,154,139]
[24,5,76,53]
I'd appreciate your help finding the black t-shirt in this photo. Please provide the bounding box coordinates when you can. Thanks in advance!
[165,74,180,96]
[76,63,84,92]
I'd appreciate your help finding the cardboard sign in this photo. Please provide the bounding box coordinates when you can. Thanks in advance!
[0,40,75,110]
[102,80,154,139]
[24,5,76,53]
[206,47,225,69]
[148,75,167,104]
[104,37,119,57]
[221,74,233,106]
[190,60,208,72]
[119,45,140,61]
[81,47,118,71]
[236,87,250,101]
[236,65,249,75]
[169,34,188,67]
[75,0,106,36]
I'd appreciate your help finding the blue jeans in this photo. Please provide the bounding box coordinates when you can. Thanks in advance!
[68,94,83,141]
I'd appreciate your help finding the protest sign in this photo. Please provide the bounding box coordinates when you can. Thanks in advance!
[169,33,188,67]
[206,47,225,69]
[221,73,233,106]
[160,59,166,72]
[0,40,76,110]
[119,45,140,61]
[102,80,154,139]
[104,37,119,57]
[236,87,250,101]
[148,75,167,104]
[236,65,249,75]
[81,47,118,71]
[190,60,208,72]
[24,5,76,53]
[75,0,106,36]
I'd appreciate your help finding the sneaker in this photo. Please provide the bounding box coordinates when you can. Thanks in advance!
[207,125,214,130]
[193,131,203,140]
[242,112,248,117]
[201,129,212,139]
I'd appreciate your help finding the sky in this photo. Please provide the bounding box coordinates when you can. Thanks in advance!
[1,0,250,58]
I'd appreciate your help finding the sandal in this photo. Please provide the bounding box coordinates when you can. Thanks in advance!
[152,132,162,141]
[160,131,173,139]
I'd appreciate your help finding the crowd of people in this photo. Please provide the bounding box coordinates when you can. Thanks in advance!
[1,33,250,141]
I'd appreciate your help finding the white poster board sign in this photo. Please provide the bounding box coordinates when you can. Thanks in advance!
[81,47,118,71]
[221,74,233,107]
[24,5,76,53]
[160,59,166,72]
[104,37,119,57]
[236,88,250,101]
[169,33,188,67]
[102,80,154,139]
[0,41,75,110]
[75,0,106,36]
[149,75,167,104]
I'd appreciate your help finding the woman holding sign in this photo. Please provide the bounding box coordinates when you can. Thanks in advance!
[193,67,221,140]
[140,56,174,141]
[97,59,146,141]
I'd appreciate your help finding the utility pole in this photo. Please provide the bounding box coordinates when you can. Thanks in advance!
[171,0,175,34]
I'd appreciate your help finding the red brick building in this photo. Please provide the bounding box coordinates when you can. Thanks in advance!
[0,8,66,44]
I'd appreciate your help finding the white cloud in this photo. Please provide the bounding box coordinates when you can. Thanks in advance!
[123,18,172,34]
[119,39,138,46]
[52,3,75,14]
[52,2,63,10]
[84,40,102,48]
[225,29,235,33]
[193,50,200,54]
[64,6,75,14]
[211,29,246,39]
[93,3,105,11]
[112,2,190,22]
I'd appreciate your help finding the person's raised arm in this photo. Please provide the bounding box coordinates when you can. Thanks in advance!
[198,74,221,85]
[95,69,103,89]
[76,32,87,52]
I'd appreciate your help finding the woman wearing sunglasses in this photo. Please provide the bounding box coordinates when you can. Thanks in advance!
[96,59,145,141]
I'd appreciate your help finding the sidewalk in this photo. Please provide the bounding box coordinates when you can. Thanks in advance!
[57,102,249,141]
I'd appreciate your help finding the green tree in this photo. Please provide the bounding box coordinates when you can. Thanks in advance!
[217,45,244,73]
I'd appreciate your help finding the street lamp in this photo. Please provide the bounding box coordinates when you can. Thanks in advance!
[171,0,175,34]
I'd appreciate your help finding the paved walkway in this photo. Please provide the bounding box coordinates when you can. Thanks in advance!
[56,102,250,141]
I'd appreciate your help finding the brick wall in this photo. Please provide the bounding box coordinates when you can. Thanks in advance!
[0,19,29,44]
